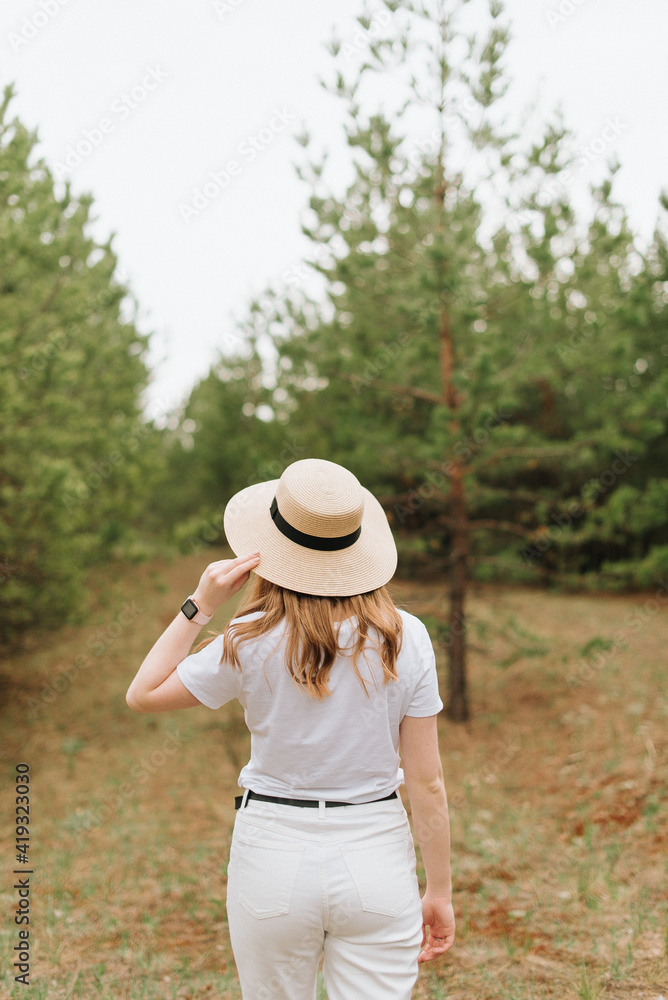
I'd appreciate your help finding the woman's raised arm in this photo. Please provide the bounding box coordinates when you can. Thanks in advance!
[125,552,259,713]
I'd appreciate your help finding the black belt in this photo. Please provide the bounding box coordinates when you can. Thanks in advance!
[235,789,398,810]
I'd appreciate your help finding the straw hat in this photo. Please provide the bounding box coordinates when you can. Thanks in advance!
[223,458,398,596]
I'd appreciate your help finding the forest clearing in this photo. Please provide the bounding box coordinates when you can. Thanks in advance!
[2,547,666,1000]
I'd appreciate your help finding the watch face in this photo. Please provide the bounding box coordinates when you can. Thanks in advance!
[181,598,198,620]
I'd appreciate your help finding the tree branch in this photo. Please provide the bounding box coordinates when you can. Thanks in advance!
[467,518,537,539]
[18,274,67,340]
[378,487,451,507]
[337,372,443,404]
[473,555,555,578]
[471,484,556,504]
[481,439,598,460]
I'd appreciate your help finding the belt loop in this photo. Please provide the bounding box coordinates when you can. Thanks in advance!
[241,788,250,810]
[318,800,325,821]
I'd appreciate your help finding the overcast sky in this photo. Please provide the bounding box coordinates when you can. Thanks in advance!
[2,0,666,423]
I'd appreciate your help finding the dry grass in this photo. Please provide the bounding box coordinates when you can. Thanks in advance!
[1,547,667,999]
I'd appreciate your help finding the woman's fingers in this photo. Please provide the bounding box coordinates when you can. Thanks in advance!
[227,552,260,577]
[209,552,260,569]
[231,552,260,570]
[417,936,452,963]
[228,553,261,584]
[217,553,261,586]
[193,553,261,613]
[205,553,260,582]
[417,922,455,963]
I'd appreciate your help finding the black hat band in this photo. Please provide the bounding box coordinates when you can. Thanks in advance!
[270,496,361,551]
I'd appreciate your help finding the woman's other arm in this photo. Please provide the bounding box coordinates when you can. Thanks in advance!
[399,713,455,963]
[125,553,260,713]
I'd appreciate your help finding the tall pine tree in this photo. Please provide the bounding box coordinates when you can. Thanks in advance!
[166,1,668,719]
[0,84,160,645]
[249,0,667,718]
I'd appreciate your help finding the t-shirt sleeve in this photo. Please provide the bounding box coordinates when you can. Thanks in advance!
[404,622,444,717]
[176,634,242,710]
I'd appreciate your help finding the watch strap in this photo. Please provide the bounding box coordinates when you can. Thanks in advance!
[181,596,213,625]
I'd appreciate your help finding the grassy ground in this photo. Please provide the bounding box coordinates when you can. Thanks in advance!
[1,547,667,999]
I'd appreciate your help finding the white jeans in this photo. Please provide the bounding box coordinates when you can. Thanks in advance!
[226,794,424,1000]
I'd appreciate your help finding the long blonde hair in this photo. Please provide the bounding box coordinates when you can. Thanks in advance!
[193,573,403,700]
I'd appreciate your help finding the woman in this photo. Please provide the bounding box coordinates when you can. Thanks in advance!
[126,458,455,999]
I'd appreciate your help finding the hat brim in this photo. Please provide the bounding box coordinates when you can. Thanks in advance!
[223,479,398,597]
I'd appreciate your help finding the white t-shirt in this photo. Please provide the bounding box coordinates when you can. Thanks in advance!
[176,607,443,803]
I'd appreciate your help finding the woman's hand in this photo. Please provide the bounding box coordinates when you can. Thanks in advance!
[191,552,261,615]
[418,896,455,963]
[125,551,261,714]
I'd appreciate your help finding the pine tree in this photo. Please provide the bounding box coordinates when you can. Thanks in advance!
[261,0,560,721]
[168,1,668,720]
[0,84,160,645]
[254,0,667,718]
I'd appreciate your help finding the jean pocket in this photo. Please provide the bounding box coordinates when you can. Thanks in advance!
[340,835,418,917]
[234,834,305,919]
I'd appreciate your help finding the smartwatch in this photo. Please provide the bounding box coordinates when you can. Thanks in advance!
[180,596,213,625]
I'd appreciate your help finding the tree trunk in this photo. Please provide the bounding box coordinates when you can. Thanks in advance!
[446,457,469,722]
[438,301,470,721]
[434,89,470,721]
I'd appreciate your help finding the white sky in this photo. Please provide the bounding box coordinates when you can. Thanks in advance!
[1,0,667,423]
